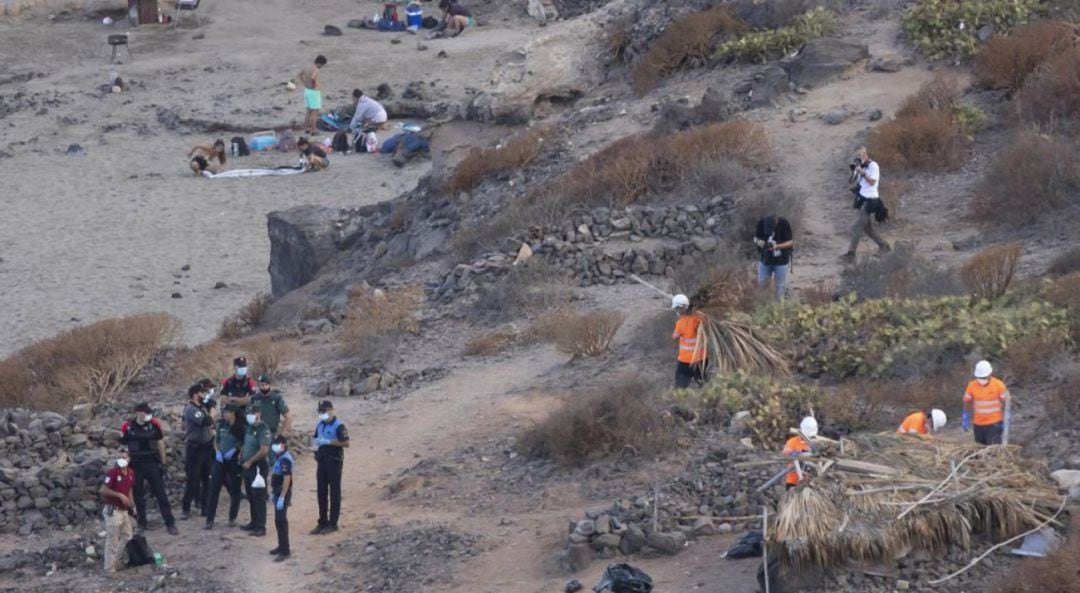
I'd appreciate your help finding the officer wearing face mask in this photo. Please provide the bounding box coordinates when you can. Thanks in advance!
[119,402,178,535]
[100,445,135,575]
[962,360,1012,445]
[269,435,294,561]
[311,400,349,535]
[221,356,257,414]
[240,406,271,537]
[180,382,215,520]
[252,375,291,439]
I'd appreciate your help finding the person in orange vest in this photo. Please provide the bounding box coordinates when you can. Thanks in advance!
[671,294,708,388]
[962,360,1011,445]
[782,417,817,488]
[898,408,947,437]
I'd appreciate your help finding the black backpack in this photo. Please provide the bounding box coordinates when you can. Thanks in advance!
[126,534,155,567]
[593,564,653,593]
[332,130,350,153]
[230,136,250,157]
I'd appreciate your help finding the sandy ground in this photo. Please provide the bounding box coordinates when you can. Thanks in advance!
[0,0,537,356]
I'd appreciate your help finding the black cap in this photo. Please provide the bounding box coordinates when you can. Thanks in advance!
[258,374,272,383]
[317,400,333,412]
[133,402,152,413]
[233,356,247,367]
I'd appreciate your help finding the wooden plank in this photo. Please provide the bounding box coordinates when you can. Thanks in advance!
[833,459,900,476]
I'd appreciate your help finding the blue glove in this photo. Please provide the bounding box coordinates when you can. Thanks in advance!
[215,450,224,463]
[314,437,331,447]
[961,411,972,432]
[224,448,237,460]
[276,497,285,511]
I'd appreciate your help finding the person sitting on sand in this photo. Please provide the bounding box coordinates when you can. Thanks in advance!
[296,137,329,171]
[188,139,227,175]
[348,90,388,133]
[436,0,472,37]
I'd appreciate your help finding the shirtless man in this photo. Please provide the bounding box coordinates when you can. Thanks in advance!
[295,55,327,136]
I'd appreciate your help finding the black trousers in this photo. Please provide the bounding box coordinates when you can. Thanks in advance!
[674,360,708,388]
[132,459,175,528]
[182,441,213,513]
[974,422,1004,445]
[205,459,242,523]
[316,457,343,527]
[244,462,269,530]
[273,490,292,552]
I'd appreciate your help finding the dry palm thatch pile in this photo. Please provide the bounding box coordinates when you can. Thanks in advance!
[771,433,1064,569]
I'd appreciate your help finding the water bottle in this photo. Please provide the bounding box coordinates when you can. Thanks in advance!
[153,552,164,567]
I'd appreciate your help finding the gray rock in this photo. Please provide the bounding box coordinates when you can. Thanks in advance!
[690,236,718,252]
[357,374,382,395]
[868,109,883,122]
[33,497,50,509]
[786,38,870,89]
[646,531,686,555]
[411,227,449,260]
[568,532,589,544]
[977,25,994,43]
[619,523,646,555]
[564,542,592,572]
[1065,456,1080,470]
[592,533,622,549]
[40,412,67,432]
[574,519,596,537]
[747,65,790,109]
[16,496,33,509]
[728,411,752,435]
[267,205,342,298]
[1050,469,1080,491]
[324,25,343,36]
[69,404,93,425]
[347,19,366,29]
[594,514,610,534]
[9,410,31,429]
[870,54,904,73]
[823,106,849,125]
[691,517,717,537]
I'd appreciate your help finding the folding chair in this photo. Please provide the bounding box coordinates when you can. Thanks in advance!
[175,0,202,27]
[108,34,132,63]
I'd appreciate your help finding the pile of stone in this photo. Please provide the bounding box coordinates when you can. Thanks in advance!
[0,537,99,576]
[433,198,735,302]
[311,367,448,399]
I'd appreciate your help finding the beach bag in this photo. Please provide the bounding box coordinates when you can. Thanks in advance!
[594,564,653,593]
[332,131,350,153]
[363,131,378,154]
[251,467,266,489]
[383,3,399,23]
[422,15,438,28]
[126,534,155,567]
[230,136,250,157]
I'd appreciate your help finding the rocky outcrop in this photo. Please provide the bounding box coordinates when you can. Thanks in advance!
[267,205,354,298]
[784,38,870,89]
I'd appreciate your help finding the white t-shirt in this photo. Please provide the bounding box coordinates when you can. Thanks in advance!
[350,96,388,129]
[858,160,880,199]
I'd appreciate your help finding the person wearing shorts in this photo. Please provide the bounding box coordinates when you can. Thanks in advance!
[295,55,327,136]
[187,139,226,175]
[297,137,329,171]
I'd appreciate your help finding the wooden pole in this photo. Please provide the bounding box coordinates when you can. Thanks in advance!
[762,505,771,593]
[652,482,659,533]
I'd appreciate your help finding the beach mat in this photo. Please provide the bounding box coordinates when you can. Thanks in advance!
[202,166,307,179]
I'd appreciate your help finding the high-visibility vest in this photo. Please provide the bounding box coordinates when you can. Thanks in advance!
[674,313,707,364]
[782,435,811,485]
[898,411,928,435]
[963,378,1009,425]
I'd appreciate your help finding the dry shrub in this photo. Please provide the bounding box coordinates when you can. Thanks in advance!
[341,285,424,362]
[897,73,959,117]
[464,327,525,356]
[841,242,962,300]
[972,133,1080,224]
[0,314,177,410]
[219,292,273,340]
[829,368,969,433]
[799,279,837,306]
[520,376,675,465]
[991,516,1080,593]
[447,127,549,194]
[173,334,295,386]
[243,334,294,378]
[470,260,574,324]
[1044,370,1080,429]
[632,311,679,363]
[1045,272,1080,343]
[975,21,1076,92]
[387,201,410,232]
[869,110,962,171]
[632,6,747,94]
[959,243,1022,301]
[1003,333,1067,384]
[1017,46,1080,129]
[603,15,633,64]
[672,257,766,317]
[1048,248,1080,276]
[878,178,907,223]
[533,309,626,359]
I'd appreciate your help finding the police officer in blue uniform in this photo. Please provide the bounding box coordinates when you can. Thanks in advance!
[311,400,349,535]
[269,435,294,561]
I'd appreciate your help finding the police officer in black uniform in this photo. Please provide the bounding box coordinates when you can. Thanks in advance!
[120,402,179,535]
[311,400,349,535]
[180,383,214,520]
[221,356,257,413]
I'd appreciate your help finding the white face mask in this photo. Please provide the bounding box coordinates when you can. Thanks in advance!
[976,378,990,386]
[138,413,152,424]
[318,413,330,422]
[246,414,257,425]
[116,458,129,468]
[236,367,248,377]
[271,444,284,454]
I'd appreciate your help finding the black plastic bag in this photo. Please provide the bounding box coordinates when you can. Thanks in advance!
[725,530,764,559]
[126,534,154,567]
[593,563,653,593]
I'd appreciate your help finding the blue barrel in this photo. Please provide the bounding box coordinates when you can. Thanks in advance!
[406,4,422,28]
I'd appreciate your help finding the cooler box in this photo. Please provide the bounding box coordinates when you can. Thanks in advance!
[249,131,277,151]
[406,4,422,28]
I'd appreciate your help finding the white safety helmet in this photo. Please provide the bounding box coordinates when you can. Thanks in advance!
[799,416,819,439]
[973,360,993,379]
[671,294,690,310]
[930,409,947,431]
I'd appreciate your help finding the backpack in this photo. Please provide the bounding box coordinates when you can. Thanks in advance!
[593,564,653,593]
[230,136,250,157]
[126,534,155,567]
[383,3,399,22]
[332,130,350,153]
[422,15,439,28]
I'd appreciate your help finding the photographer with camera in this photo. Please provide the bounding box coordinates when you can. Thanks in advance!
[753,214,794,299]
[843,146,890,261]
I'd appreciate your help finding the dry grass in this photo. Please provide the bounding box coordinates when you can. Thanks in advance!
[447,127,549,194]
[841,242,962,300]
[959,243,1022,301]
[896,74,958,117]
[464,326,527,356]
[0,313,177,410]
[340,285,424,362]
[520,376,675,466]
[975,21,1076,93]
[674,259,767,319]
[991,516,1080,593]
[602,15,633,65]
[1045,272,1080,343]
[219,292,273,340]
[173,334,295,386]
[1017,45,1080,129]
[631,5,747,94]
[800,279,837,306]
[1044,370,1080,429]
[871,75,965,171]
[1003,333,1068,384]
[971,133,1080,224]
[470,260,575,324]
[533,309,626,359]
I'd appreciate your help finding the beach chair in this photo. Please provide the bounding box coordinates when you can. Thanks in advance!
[174,0,202,27]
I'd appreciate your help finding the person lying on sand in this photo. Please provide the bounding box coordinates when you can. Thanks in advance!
[297,137,329,171]
[188,139,227,175]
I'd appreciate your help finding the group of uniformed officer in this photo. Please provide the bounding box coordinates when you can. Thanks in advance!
[105,355,349,569]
